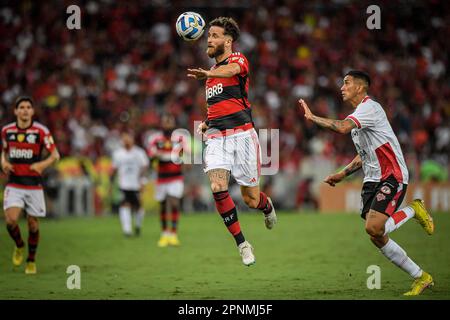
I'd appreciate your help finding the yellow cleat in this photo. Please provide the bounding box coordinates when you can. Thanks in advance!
[410,199,434,235]
[25,261,37,274]
[168,233,180,246]
[404,271,434,296]
[157,234,170,247]
[12,246,24,267]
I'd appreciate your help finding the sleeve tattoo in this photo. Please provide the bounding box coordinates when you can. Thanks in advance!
[343,157,362,177]
[311,116,355,134]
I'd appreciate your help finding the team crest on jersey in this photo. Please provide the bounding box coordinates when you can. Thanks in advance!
[376,193,386,202]
[17,134,25,142]
[164,141,172,149]
[380,186,391,194]
[26,134,37,144]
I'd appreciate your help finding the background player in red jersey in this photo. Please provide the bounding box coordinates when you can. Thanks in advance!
[147,114,188,247]
[1,96,60,274]
[187,17,276,266]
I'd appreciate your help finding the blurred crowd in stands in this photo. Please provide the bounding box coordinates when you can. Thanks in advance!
[0,0,449,211]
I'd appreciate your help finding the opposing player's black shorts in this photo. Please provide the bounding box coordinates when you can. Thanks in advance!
[120,189,141,209]
[360,174,407,220]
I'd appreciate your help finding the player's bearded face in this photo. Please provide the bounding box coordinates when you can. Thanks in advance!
[207,41,225,58]
[207,27,227,59]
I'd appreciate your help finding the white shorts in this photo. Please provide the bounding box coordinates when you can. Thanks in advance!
[155,180,184,201]
[3,186,46,217]
[204,128,261,187]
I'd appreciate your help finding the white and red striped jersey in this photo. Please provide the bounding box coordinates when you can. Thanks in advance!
[346,96,409,184]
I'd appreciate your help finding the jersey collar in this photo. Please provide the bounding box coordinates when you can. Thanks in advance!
[355,95,370,110]
[215,54,231,67]
[361,95,370,104]
[15,120,34,130]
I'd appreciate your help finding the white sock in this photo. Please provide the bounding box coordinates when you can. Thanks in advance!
[119,206,132,235]
[380,239,423,279]
[163,230,172,236]
[135,208,145,229]
[384,206,415,235]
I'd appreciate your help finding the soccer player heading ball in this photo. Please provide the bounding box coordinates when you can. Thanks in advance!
[299,70,435,296]
[1,96,60,274]
[187,17,276,266]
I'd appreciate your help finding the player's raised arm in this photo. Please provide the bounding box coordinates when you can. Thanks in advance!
[299,99,356,134]
[324,154,362,187]
[187,63,240,80]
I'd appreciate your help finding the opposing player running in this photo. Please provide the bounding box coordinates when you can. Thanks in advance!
[187,17,276,266]
[1,96,60,274]
[111,132,149,237]
[299,70,435,296]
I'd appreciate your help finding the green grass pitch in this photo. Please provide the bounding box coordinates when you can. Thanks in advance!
[1,211,449,299]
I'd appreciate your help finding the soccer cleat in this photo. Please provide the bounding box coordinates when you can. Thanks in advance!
[168,233,180,246]
[410,199,434,235]
[264,197,277,230]
[157,234,170,247]
[404,271,434,296]
[238,241,255,266]
[12,246,24,267]
[25,261,37,274]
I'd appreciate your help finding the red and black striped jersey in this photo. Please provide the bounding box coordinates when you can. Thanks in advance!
[205,52,253,132]
[147,131,187,183]
[1,121,56,189]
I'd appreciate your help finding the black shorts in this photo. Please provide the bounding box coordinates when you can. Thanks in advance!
[360,175,407,220]
[120,190,141,209]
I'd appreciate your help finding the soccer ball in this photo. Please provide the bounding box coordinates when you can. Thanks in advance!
[175,12,206,41]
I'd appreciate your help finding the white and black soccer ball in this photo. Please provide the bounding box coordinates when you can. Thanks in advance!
[175,12,206,41]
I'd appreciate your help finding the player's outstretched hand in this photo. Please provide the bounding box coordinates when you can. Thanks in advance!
[197,121,208,135]
[324,172,345,187]
[298,99,314,121]
[187,68,209,80]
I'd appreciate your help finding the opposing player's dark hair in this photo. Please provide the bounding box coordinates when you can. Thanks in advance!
[345,70,371,87]
[14,95,34,109]
[209,17,240,41]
